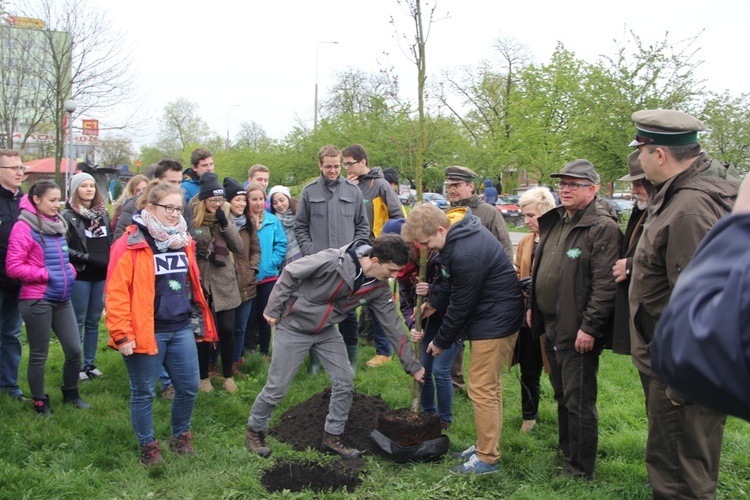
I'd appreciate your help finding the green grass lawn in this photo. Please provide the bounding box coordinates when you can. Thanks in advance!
[1,330,749,499]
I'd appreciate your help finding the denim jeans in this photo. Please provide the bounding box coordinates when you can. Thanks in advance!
[337,310,359,347]
[420,324,459,422]
[233,298,254,362]
[0,288,23,395]
[245,284,276,354]
[371,305,392,356]
[71,279,105,367]
[123,325,199,446]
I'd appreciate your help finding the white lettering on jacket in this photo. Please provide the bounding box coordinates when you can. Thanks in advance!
[153,252,189,275]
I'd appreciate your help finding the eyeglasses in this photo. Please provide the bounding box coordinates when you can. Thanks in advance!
[557,181,593,191]
[343,161,359,168]
[321,164,341,170]
[0,165,27,173]
[206,197,225,205]
[153,203,184,214]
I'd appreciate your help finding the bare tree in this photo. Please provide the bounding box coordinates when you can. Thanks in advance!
[97,134,135,168]
[391,0,447,412]
[155,98,212,157]
[321,67,400,119]
[234,120,273,151]
[13,0,136,188]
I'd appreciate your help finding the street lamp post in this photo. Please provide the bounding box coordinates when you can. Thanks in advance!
[314,41,339,131]
[63,100,77,196]
[226,104,240,146]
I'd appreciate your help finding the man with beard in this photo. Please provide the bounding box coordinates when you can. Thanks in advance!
[611,151,652,359]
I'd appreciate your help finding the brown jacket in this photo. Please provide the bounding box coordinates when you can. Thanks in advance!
[629,154,739,378]
[234,222,261,303]
[191,205,244,312]
[530,198,622,349]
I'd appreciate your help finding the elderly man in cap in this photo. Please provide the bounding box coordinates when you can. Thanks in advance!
[528,159,621,480]
[610,151,652,358]
[627,109,740,498]
[444,166,513,258]
[443,165,514,392]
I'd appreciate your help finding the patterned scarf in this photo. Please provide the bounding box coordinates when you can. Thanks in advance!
[72,202,108,236]
[275,209,302,267]
[140,209,191,252]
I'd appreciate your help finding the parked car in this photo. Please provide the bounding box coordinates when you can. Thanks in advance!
[422,192,448,210]
[495,196,523,226]
[601,197,633,217]
[398,193,414,206]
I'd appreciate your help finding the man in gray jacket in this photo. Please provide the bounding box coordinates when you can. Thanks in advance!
[295,145,370,371]
[245,234,424,459]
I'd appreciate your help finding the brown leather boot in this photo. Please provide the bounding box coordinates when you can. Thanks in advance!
[245,429,271,458]
[321,431,361,459]
[140,440,164,466]
[231,361,246,379]
[168,431,195,455]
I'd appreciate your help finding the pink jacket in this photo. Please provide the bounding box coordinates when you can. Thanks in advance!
[6,195,76,301]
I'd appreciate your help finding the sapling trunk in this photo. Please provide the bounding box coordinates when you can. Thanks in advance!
[410,245,428,413]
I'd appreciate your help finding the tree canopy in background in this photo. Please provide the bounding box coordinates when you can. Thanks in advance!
[133,23,747,189]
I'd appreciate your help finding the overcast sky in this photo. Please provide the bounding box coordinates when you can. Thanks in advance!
[81,0,750,147]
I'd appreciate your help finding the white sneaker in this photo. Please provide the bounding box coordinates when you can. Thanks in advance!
[78,371,90,381]
[84,365,104,378]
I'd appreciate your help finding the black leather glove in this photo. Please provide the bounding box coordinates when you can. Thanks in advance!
[215,208,228,230]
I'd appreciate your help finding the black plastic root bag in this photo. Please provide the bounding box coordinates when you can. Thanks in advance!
[369,429,450,463]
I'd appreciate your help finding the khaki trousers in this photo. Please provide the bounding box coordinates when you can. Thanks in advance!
[468,333,518,464]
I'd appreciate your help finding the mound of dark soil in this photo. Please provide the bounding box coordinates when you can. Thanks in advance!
[261,459,363,494]
[375,408,442,447]
[269,387,391,453]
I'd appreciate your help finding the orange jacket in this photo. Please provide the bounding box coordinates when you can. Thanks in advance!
[105,225,218,354]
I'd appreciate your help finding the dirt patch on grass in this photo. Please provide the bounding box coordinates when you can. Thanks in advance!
[261,459,363,494]
[269,387,391,453]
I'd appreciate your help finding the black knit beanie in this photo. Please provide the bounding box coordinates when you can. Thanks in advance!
[198,172,224,200]
[223,177,247,202]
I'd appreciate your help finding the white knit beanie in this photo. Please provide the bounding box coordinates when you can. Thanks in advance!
[268,185,291,204]
[69,172,95,199]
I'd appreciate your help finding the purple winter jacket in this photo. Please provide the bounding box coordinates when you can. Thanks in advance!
[6,195,76,301]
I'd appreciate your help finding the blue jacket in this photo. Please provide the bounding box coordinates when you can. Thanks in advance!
[181,168,200,202]
[257,212,287,282]
[653,213,750,421]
